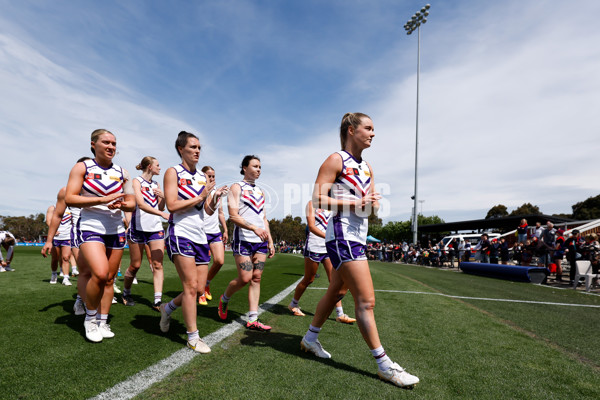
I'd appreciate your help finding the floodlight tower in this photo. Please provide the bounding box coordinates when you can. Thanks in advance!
[404,4,430,245]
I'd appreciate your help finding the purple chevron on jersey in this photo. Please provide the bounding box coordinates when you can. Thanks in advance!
[240,183,264,215]
[141,189,159,208]
[83,175,122,197]
[315,209,330,231]
[335,173,371,197]
[60,213,72,225]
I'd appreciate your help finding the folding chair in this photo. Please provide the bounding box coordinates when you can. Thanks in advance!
[572,260,598,292]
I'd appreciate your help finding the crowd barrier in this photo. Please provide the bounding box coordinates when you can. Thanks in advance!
[459,262,549,284]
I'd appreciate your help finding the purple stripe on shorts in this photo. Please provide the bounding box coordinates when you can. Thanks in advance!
[79,231,126,249]
[232,239,268,256]
[52,238,71,248]
[206,232,223,244]
[128,227,165,244]
[166,235,210,265]
[326,240,367,269]
[304,250,329,263]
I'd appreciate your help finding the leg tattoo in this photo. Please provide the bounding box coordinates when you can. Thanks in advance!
[239,260,253,271]
[253,261,265,271]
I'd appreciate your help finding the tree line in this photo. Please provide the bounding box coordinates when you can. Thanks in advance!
[0,214,47,242]
[485,194,600,220]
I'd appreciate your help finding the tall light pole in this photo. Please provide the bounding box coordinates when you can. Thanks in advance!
[404,4,430,245]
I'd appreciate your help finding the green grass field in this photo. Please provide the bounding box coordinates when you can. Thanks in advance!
[2,246,600,399]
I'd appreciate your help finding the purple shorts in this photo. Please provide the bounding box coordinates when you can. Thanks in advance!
[206,232,223,244]
[52,238,71,248]
[326,240,367,270]
[166,235,210,264]
[127,228,165,244]
[232,239,268,256]
[79,231,126,250]
[304,249,329,263]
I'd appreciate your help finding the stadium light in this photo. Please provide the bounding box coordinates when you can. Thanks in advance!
[404,4,430,245]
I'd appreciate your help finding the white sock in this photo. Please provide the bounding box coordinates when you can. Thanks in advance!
[165,300,178,315]
[154,292,162,304]
[248,311,258,322]
[371,346,392,370]
[336,306,344,317]
[304,324,321,342]
[96,313,108,325]
[290,298,299,308]
[85,309,97,322]
[187,330,199,341]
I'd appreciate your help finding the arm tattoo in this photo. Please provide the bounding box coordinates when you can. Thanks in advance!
[253,261,265,271]
[239,260,253,271]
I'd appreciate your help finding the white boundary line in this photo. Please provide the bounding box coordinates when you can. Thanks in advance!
[90,277,302,400]
[307,287,600,308]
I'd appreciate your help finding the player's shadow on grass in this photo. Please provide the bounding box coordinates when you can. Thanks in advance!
[240,330,378,381]
[282,272,303,277]
[47,298,96,339]
[130,295,161,311]
[129,314,187,345]
[262,303,315,317]
[39,298,73,313]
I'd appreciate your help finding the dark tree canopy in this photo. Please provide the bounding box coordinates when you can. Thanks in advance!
[509,203,542,216]
[572,194,600,220]
[485,204,508,219]
[0,213,47,241]
[367,215,445,243]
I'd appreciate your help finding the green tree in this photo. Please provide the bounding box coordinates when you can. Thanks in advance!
[485,204,509,219]
[418,215,445,225]
[0,213,47,241]
[368,213,382,227]
[380,221,411,243]
[510,203,542,216]
[572,194,600,220]
[268,215,306,245]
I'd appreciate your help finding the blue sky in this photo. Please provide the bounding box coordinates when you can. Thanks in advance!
[1,0,599,223]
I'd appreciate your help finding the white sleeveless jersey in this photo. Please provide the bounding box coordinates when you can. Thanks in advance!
[325,151,372,245]
[166,164,208,244]
[131,176,163,232]
[55,208,72,240]
[306,208,331,253]
[233,181,266,243]
[78,159,126,234]
[0,231,15,243]
[203,189,223,234]
[69,206,80,228]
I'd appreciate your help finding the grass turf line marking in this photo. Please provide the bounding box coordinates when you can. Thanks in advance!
[307,287,600,308]
[90,277,302,400]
